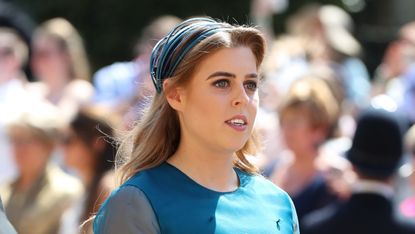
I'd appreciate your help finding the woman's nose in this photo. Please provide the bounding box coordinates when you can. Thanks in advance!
[231,84,249,107]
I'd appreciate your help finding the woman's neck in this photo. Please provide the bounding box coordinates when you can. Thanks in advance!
[293,150,317,169]
[291,145,319,168]
[16,167,45,192]
[167,141,239,193]
[45,75,70,103]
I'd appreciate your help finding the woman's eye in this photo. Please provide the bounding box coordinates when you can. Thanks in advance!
[213,79,229,88]
[244,81,257,91]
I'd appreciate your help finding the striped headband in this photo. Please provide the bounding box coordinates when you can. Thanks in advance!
[150,17,230,93]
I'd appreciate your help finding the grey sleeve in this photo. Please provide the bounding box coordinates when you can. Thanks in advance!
[94,186,160,234]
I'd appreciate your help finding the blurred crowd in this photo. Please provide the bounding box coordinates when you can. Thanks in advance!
[1,0,415,233]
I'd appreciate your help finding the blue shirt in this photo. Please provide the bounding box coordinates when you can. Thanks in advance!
[94,162,299,234]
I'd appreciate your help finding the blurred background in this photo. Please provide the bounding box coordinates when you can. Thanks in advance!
[7,0,415,75]
[1,0,415,233]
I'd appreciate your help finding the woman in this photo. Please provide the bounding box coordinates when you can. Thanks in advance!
[30,18,93,121]
[0,101,82,234]
[267,76,342,223]
[59,108,117,234]
[93,17,299,233]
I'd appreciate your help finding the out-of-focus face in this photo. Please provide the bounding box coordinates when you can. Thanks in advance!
[280,108,323,155]
[0,45,18,82]
[173,46,259,155]
[8,126,51,177]
[61,128,95,172]
[31,35,70,83]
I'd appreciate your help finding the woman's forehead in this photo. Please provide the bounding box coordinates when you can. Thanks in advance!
[192,47,257,75]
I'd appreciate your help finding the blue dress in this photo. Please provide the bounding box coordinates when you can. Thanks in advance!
[94,162,299,234]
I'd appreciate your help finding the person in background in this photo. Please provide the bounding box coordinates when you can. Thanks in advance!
[306,5,371,111]
[258,5,370,165]
[372,21,415,96]
[30,18,94,122]
[59,107,118,234]
[0,0,36,81]
[372,21,415,125]
[0,101,83,234]
[265,75,342,224]
[0,1,37,188]
[0,26,31,185]
[92,15,181,127]
[302,107,415,234]
[264,4,371,112]
[0,27,29,102]
[93,17,299,233]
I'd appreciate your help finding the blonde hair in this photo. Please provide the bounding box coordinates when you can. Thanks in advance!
[7,101,63,146]
[35,18,91,81]
[279,76,340,131]
[116,20,266,184]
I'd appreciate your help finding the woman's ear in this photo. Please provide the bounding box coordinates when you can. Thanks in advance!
[164,79,185,112]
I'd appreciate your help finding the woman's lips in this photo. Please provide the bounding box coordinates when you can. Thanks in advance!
[225,115,248,131]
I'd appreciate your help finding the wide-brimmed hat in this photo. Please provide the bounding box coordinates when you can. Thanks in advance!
[319,5,361,57]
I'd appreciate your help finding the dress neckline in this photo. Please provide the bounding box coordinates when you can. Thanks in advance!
[162,162,248,195]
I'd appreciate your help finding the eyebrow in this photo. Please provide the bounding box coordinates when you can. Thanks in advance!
[206,71,258,80]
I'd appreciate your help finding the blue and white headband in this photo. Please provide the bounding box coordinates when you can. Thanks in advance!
[150,17,229,93]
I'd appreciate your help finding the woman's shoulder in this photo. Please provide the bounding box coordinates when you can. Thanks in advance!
[104,165,168,203]
[96,186,151,223]
[105,185,149,207]
[94,186,160,234]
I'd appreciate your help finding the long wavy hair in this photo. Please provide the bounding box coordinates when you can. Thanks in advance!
[116,18,266,184]
[68,109,116,223]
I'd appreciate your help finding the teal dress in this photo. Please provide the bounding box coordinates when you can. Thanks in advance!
[94,162,299,234]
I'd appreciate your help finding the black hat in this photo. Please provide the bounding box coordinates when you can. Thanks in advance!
[346,107,404,179]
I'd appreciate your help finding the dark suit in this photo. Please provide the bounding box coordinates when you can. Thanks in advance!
[302,193,415,234]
